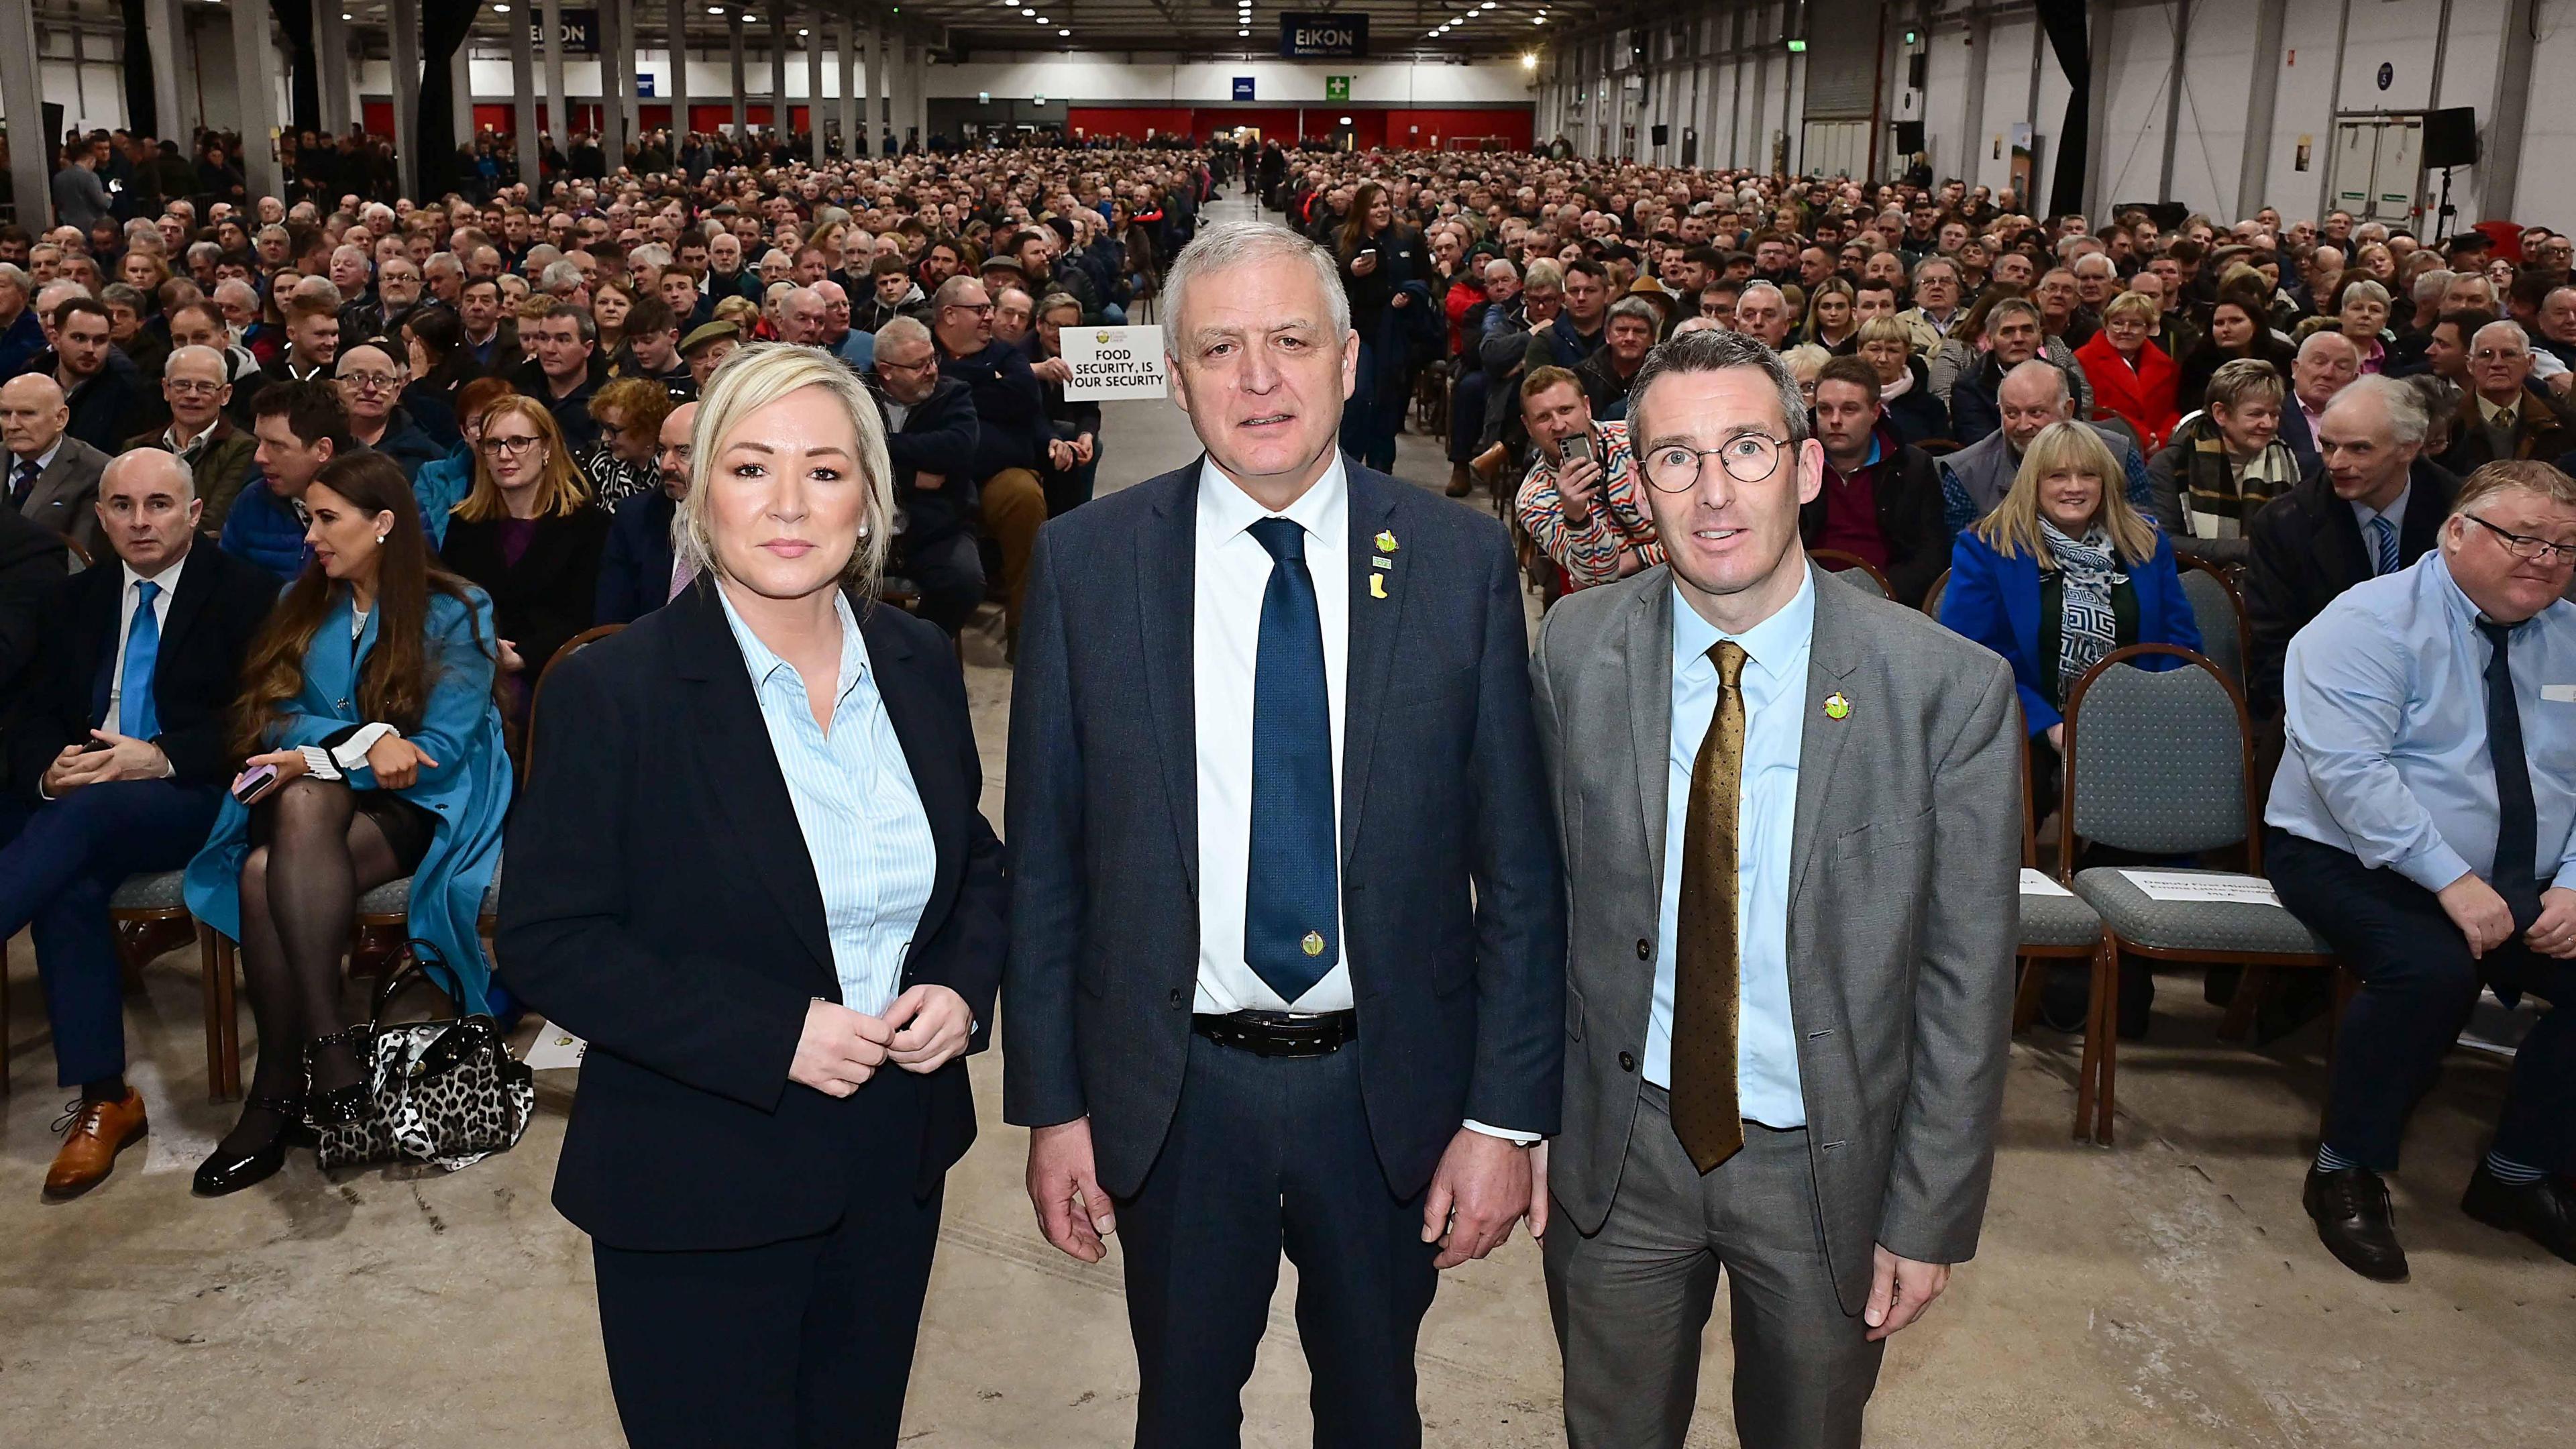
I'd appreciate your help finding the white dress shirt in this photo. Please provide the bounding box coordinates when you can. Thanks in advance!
[1191,453,1353,1015]
[107,551,187,729]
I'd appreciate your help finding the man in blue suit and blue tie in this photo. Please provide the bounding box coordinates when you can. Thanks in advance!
[1004,220,1566,1446]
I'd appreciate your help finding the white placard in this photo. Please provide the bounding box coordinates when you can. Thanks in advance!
[1061,325,1169,400]
[2019,868,2073,898]
[2119,869,2283,907]
[523,1020,588,1071]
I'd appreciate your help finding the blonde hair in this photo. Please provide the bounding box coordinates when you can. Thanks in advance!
[678,343,896,596]
[453,395,592,523]
[1855,316,1912,349]
[2101,289,2161,327]
[1974,421,2159,564]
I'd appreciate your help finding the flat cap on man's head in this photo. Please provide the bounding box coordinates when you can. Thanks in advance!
[680,321,741,354]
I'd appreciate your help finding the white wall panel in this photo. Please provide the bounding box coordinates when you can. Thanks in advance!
[2096,2,2176,208]
[1922,34,1970,182]
[2514,0,2576,235]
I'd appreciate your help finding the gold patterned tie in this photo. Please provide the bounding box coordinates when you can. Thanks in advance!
[1672,640,1749,1174]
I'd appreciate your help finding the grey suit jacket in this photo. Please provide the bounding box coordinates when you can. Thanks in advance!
[12,436,109,557]
[1531,559,2022,1313]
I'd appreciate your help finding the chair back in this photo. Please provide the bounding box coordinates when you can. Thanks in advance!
[2176,559,2247,685]
[525,623,627,763]
[43,525,90,569]
[2060,644,2258,865]
[1915,438,1963,457]
[1921,566,1951,619]
[1808,549,1892,598]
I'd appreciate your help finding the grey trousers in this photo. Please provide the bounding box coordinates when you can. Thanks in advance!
[1542,1086,1884,1449]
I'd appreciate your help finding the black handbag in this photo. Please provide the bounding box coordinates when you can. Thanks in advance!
[313,942,537,1173]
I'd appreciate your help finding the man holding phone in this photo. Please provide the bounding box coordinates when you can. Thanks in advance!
[1515,364,1664,590]
[0,449,276,1197]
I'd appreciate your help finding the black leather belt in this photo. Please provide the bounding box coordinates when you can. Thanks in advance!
[1191,1009,1357,1058]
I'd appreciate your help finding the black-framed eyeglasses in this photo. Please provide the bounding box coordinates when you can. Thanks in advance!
[2465,513,2576,566]
[1641,433,1792,493]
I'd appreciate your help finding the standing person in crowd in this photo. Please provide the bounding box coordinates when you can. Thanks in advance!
[2269,461,2576,1280]
[123,345,256,531]
[2147,358,2303,566]
[2245,376,2458,718]
[4,372,111,555]
[500,345,1006,1449]
[184,451,511,1195]
[1533,326,2019,1449]
[1006,221,1564,1447]
[594,401,696,627]
[223,382,350,581]
[1334,182,1427,472]
[580,376,676,509]
[2078,290,2184,451]
[0,451,276,1198]
[438,394,611,710]
[1515,364,1663,592]
[1803,355,1947,606]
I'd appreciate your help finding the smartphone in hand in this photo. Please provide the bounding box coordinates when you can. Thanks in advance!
[231,763,285,806]
[1562,433,1593,466]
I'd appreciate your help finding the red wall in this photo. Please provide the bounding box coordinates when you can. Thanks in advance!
[1383,108,1535,151]
[1191,107,1302,143]
[689,103,776,132]
[1067,107,1197,142]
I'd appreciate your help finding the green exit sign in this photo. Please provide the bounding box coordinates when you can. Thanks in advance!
[1326,74,1351,102]
[1786,38,1807,52]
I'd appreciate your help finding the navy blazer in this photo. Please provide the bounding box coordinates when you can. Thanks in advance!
[592,489,677,627]
[1939,525,2203,736]
[497,579,1008,1250]
[2278,398,2322,476]
[1001,458,1566,1201]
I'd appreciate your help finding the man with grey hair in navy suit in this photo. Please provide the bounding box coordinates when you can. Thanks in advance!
[1004,219,1566,1446]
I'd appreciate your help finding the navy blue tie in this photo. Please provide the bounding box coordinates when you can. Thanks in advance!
[1243,517,1340,1003]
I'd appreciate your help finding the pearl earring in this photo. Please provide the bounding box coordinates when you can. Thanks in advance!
[375,533,387,544]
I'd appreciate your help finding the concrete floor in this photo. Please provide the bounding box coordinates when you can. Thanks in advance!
[6,197,2573,1447]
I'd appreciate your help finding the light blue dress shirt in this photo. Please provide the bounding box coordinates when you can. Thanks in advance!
[2353,493,2409,576]
[2267,550,2576,896]
[1648,569,1815,1128]
[718,586,938,1018]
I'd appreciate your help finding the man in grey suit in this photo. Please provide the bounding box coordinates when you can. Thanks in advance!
[1531,329,2021,1449]
[1937,359,2150,535]
[1,374,111,557]
[1005,221,1564,1446]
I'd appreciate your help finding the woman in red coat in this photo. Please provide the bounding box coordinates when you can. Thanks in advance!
[2076,289,2182,450]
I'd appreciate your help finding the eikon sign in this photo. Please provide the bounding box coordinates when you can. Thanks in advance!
[1277,11,1369,58]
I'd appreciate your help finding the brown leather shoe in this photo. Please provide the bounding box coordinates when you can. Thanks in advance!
[45,1091,149,1199]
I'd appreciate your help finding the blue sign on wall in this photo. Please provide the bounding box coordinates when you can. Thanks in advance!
[1278,12,1368,59]
[1233,76,1256,101]
[637,73,657,98]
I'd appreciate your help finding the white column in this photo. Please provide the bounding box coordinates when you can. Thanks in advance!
[0,0,46,223]
[231,0,284,201]
[389,0,423,202]
[667,0,690,149]
[543,0,568,145]
[511,5,542,188]
[870,24,890,155]
[730,14,748,140]
[771,9,790,143]
[600,0,627,168]
[451,43,475,150]
[621,0,641,146]
[911,38,928,148]
[838,15,858,159]
[145,0,188,140]
[806,9,825,164]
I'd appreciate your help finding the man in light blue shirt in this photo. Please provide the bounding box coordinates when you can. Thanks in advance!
[2267,459,2576,1281]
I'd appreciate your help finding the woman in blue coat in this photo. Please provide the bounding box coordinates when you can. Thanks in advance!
[186,452,513,1195]
[1940,419,2201,1035]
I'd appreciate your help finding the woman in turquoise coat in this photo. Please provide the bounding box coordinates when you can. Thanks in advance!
[186,452,512,1196]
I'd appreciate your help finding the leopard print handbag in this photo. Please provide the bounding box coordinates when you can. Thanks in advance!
[315,943,537,1173]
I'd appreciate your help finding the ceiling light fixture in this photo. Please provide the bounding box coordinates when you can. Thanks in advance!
[1058,26,1069,34]
[1238,26,1250,34]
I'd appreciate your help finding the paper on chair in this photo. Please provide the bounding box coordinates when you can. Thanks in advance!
[523,1020,588,1071]
[2019,868,2074,898]
[2118,869,2283,907]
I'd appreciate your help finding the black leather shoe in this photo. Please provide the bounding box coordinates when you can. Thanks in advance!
[2461,1163,2576,1265]
[303,1030,374,1128]
[2305,1165,2408,1282]
[192,1095,305,1198]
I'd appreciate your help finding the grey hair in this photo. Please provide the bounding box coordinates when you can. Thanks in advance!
[677,342,895,596]
[2341,278,2391,311]
[2412,268,2454,303]
[629,243,672,268]
[2297,329,2361,362]
[1737,280,1787,310]
[874,315,932,354]
[2000,358,2073,408]
[1607,296,1662,331]
[1482,256,1519,280]
[2473,318,2534,354]
[2326,373,2431,446]
[1160,221,1350,347]
[186,241,221,266]
[422,252,462,279]
[101,282,147,313]
[1625,327,1812,448]
[0,262,26,296]
[539,258,586,294]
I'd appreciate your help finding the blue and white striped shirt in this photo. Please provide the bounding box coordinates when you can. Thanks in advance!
[717,586,937,1018]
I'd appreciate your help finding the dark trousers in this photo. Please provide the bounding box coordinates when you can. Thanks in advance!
[902,529,985,638]
[589,1071,945,1449]
[2268,829,2576,1173]
[1447,368,1489,464]
[1118,1033,1440,1449]
[0,778,223,1087]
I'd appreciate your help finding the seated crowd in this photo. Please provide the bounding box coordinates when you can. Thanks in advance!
[3,131,2571,1288]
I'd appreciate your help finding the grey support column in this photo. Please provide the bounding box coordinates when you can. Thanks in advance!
[390,0,423,203]
[0,0,46,224]
[730,13,748,140]
[807,7,825,164]
[2084,0,2112,217]
[871,23,890,155]
[912,36,928,148]
[511,3,543,188]
[2157,0,2188,203]
[600,0,627,170]
[771,9,790,145]
[543,0,568,145]
[148,0,191,141]
[231,0,284,201]
[1960,4,1988,189]
[314,5,352,136]
[838,14,858,159]
[2485,0,2535,219]
[667,0,690,151]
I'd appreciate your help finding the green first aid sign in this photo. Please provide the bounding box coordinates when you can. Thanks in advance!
[1326,75,1351,102]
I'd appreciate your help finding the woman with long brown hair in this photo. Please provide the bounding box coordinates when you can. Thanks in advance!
[183,452,512,1195]
[1334,180,1427,471]
[437,393,612,708]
